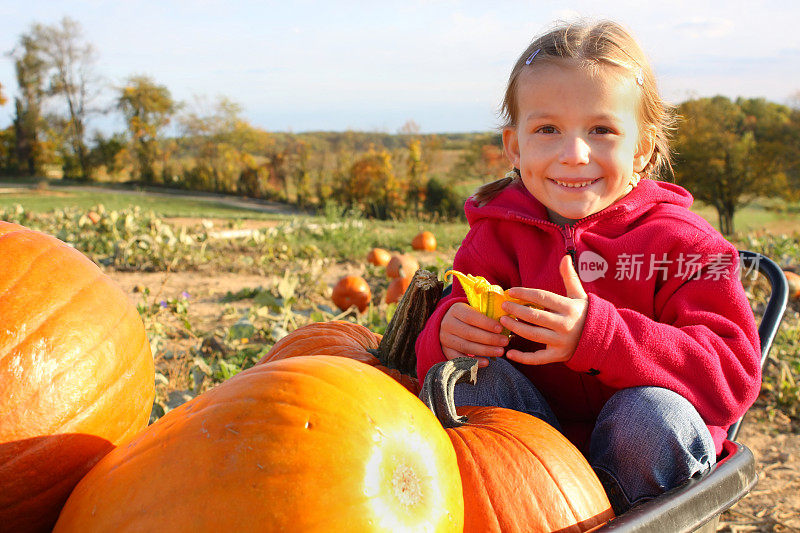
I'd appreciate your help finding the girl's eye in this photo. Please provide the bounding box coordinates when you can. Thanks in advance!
[591,126,615,135]
[535,125,557,134]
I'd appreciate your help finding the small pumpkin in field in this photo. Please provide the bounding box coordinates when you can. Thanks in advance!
[784,270,800,300]
[421,358,615,533]
[386,276,413,304]
[54,356,464,533]
[331,275,371,312]
[367,247,392,267]
[0,221,154,533]
[387,254,419,279]
[412,230,437,251]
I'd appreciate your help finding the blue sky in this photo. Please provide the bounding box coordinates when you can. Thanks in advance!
[1,0,798,133]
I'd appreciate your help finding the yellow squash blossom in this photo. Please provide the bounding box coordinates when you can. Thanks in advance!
[444,270,541,333]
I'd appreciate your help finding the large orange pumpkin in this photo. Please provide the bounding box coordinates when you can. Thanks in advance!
[54,356,464,532]
[421,358,615,533]
[0,221,154,533]
[261,270,445,397]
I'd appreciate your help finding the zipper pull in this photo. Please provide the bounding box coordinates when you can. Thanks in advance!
[561,225,577,266]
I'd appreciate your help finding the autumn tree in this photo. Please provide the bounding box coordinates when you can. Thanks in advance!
[117,75,177,183]
[8,32,48,175]
[406,139,428,216]
[33,17,102,179]
[339,147,403,218]
[673,96,794,235]
[179,96,275,194]
[452,133,508,182]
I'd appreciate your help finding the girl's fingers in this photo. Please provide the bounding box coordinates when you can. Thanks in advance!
[506,348,562,365]
[500,316,559,345]
[450,302,504,333]
[440,331,506,358]
[443,347,491,368]
[560,254,587,299]
[501,300,562,330]
[505,287,572,314]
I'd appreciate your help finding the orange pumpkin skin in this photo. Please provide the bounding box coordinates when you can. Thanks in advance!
[387,254,419,279]
[367,247,392,266]
[785,270,800,299]
[386,276,413,304]
[331,275,372,312]
[259,321,420,395]
[54,356,464,533]
[450,405,614,532]
[0,222,154,533]
[412,230,437,251]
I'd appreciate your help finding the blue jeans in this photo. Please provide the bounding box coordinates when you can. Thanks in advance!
[440,357,716,514]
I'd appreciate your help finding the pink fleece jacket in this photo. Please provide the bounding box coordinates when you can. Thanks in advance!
[415,179,761,455]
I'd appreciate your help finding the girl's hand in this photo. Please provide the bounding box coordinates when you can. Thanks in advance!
[440,302,509,367]
[499,255,588,365]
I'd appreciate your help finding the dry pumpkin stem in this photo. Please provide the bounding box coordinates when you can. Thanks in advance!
[369,269,443,379]
[420,357,479,429]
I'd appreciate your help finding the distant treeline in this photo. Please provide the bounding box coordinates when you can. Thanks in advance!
[1,18,798,231]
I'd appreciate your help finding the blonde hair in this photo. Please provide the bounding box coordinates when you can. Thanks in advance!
[474,19,675,205]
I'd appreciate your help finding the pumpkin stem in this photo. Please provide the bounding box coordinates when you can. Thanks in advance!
[373,269,443,378]
[419,357,478,428]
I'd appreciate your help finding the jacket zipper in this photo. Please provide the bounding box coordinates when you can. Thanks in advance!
[509,208,615,264]
[561,224,578,267]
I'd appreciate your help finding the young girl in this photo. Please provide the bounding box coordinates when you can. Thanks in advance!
[414,19,761,514]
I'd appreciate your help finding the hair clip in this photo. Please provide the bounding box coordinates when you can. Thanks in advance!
[525,48,541,65]
[635,68,644,86]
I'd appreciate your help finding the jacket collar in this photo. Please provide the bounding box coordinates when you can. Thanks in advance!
[465,178,695,229]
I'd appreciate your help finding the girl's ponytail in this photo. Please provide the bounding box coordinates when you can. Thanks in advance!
[472,169,520,206]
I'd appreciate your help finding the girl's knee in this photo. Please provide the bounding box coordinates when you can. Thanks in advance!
[590,387,716,511]
[595,386,710,442]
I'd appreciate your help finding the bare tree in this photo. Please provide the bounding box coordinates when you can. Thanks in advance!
[33,17,101,179]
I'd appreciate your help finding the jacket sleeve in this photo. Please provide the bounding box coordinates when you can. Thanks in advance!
[566,236,762,427]
[415,229,507,382]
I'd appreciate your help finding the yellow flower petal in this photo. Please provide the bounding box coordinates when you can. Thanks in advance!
[444,270,537,330]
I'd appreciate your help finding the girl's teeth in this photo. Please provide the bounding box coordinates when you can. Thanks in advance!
[555,180,595,188]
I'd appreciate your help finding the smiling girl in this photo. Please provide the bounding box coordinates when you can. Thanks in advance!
[415,20,761,514]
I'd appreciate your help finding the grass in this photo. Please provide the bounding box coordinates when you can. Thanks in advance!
[0,182,296,221]
[691,199,800,235]
[5,178,799,236]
